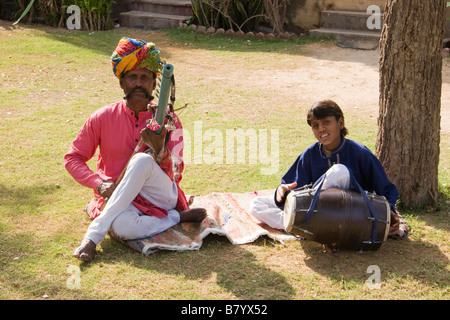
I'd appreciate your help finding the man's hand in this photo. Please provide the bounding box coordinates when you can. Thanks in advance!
[96,180,117,200]
[140,126,166,155]
[179,208,207,223]
[276,181,297,203]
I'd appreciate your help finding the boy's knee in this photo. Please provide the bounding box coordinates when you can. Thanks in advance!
[323,164,350,189]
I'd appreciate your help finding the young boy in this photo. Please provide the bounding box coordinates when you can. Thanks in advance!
[250,100,408,242]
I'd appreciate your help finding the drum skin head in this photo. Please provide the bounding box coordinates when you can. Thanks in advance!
[283,191,298,232]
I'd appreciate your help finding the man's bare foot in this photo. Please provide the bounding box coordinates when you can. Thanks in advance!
[73,238,96,262]
[179,208,207,223]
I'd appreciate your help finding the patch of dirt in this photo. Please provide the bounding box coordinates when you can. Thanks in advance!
[268,42,450,134]
[168,39,449,134]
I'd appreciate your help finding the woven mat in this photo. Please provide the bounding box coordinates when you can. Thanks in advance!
[115,189,295,255]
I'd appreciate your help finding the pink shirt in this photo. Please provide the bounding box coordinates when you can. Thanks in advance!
[64,100,185,192]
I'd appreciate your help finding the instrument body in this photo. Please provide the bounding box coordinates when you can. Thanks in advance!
[283,188,390,251]
[154,63,174,134]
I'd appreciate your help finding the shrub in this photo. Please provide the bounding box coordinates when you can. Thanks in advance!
[190,0,290,35]
[11,0,115,30]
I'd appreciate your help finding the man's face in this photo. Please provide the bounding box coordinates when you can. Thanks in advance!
[310,115,344,152]
[120,69,156,101]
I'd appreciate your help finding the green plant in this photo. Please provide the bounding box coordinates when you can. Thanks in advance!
[12,0,35,25]
[191,0,264,32]
[12,0,115,30]
[38,0,66,27]
[70,0,115,30]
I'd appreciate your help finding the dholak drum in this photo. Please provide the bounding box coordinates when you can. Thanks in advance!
[283,188,390,251]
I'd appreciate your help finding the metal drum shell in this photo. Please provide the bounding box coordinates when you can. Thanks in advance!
[283,188,390,251]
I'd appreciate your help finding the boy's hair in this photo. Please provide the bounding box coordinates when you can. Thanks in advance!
[306,100,349,137]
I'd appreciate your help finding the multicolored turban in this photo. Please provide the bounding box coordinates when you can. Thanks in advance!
[111,37,165,79]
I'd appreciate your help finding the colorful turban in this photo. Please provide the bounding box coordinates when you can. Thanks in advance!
[111,37,165,79]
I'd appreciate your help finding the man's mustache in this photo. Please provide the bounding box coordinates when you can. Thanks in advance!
[124,86,154,100]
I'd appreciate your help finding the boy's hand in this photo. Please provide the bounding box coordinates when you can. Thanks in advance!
[276,181,297,203]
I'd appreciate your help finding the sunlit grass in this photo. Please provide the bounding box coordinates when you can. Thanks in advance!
[0,21,448,300]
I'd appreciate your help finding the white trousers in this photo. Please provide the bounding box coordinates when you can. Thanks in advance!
[85,153,180,244]
[250,164,350,230]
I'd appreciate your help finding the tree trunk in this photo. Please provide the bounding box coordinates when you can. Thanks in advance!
[376,0,445,208]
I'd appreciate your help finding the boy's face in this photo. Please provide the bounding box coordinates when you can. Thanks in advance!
[310,115,344,152]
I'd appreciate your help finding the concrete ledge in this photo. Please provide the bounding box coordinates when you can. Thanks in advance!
[310,28,381,39]
[131,0,193,16]
[310,27,381,50]
[320,10,384,32]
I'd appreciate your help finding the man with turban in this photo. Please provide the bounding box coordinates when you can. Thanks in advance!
[65,37,206,262]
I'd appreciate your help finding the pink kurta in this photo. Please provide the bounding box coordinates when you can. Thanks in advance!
[64,100,188,219]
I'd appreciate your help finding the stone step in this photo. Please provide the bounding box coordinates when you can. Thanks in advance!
[310,28,381,39]
[120,10,185,29]
[320,9,384,32]
[309,28,381,50]
[130,0,193,17]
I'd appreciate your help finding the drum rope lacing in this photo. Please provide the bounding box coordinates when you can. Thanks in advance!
[303,170,380,244]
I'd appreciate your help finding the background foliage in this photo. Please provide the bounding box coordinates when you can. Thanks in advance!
[2,0,115,30]
[190,0,289,34]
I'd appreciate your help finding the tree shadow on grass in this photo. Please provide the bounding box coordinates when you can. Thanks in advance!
[83,234,296,300]
[0,183,59,216]
[406,206,450,234]
[11,19,327,65]
[300,235,449,292]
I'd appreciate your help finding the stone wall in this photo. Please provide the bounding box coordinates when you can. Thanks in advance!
[285,0,449,37]
[114,0,450,39]
[112,0,131,21]
[285,0,386,33]
[333,0,386,10]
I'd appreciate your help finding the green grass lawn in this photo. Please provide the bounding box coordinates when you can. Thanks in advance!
[0,21,448,301]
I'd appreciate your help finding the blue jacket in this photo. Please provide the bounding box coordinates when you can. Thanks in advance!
[278,138,398,211]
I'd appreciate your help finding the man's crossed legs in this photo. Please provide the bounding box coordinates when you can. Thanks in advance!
[73,153,206,262]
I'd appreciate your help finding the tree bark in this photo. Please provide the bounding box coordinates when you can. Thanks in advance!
[376,0,445,208]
